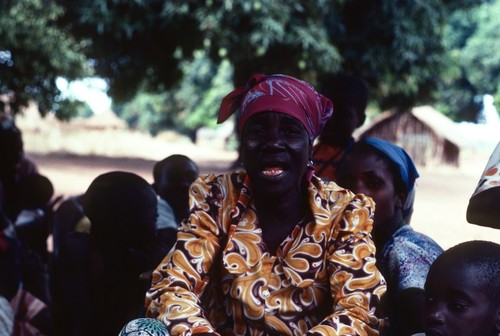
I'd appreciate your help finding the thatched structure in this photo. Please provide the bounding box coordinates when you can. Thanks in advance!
[355,106,463,166]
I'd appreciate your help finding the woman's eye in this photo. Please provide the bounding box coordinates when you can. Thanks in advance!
[246,127,266,138]
[449,301,468,313]
[283,127,302,137]
[366,178,382,188]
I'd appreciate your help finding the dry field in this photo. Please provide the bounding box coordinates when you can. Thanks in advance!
[18,111,500,250]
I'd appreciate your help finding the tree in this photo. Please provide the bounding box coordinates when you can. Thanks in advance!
[57,0,204,102]
[0,0,89,119]
[458,0,500,115]
[59,1,485,114]
[435,0,500,121]
[114,50,233,138]
[193,1,341,86]
[4,0,487,127]
[59,0,342,136]
[323,0,450,111]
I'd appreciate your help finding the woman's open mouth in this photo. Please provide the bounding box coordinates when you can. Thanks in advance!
[261,167,284,177]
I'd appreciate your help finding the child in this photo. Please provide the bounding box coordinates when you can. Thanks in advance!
[152,155,199,251]
[423,240,500,336]
[336,137,443,336]
[312,73,368,181]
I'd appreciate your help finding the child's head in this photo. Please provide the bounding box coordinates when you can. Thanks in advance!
[317,73,368,146]
[83,171,158,250]
[18,174,54,209]
[424,240,500,336]
[152,155,199,219]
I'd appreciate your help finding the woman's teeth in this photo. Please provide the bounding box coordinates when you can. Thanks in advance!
[262,168,284,176]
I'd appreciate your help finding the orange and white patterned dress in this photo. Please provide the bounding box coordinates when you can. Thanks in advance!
[146,171,386,336]
[467,141,500,229]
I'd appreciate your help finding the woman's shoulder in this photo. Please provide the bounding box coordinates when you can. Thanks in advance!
[382,226,443,291]
[390,226,442,252]
[310,177,375,235]
[312,176,374,208]
[312,176,349,195]
[382,225,443,269]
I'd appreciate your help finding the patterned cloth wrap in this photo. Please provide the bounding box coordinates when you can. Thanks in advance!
[119,318,170,336]
[217,73,333,143]
[467,141,500,229]
[471,141,500,195]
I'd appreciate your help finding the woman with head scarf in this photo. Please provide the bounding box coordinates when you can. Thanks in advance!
[336,137,443,336]
[142,74,386,336]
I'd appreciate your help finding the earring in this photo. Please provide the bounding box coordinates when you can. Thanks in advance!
[306,160,315,182]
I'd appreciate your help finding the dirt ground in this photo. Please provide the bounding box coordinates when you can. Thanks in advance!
[28,149,500,251]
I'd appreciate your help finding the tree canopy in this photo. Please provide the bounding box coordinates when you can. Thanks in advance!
[0,0,89,119]
[436,0,500,121]
[2,0,498,135]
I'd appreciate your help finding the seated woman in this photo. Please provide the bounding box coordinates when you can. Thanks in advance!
[336,138,443,336]
[422,240,500,336]
[135,74,386,335]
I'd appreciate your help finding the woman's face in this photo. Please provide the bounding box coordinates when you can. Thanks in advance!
[336,147,402,229]
[424,264,499,336]
[241,112,310,198]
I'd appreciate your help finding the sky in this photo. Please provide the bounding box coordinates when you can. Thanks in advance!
[56,77,112,114]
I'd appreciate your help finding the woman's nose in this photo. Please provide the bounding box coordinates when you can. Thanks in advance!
[263,130,284,149]
[352,180,367,195]
[426,305,445,325]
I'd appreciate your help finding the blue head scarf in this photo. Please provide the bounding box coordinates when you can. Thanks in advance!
[360,137,419,218]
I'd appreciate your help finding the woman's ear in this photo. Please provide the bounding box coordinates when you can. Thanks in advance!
[394,192,406,211]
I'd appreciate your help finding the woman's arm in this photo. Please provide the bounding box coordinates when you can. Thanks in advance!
[309,193,386,335]
[145,174,229,336]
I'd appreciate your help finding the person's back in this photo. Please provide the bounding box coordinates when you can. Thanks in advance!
[51,194,85,261]
[423,240,500,336]
[57,171,164,336]
[312,73,368,181]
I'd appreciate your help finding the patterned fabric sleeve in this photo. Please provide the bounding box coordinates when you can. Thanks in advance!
[308,192,386,335]
[145,174,228,336]
[466,141,500,229]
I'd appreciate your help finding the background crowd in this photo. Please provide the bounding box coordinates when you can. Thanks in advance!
[1,73,499,336]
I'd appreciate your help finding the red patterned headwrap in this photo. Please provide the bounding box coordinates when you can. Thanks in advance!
[217,74,333,142]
